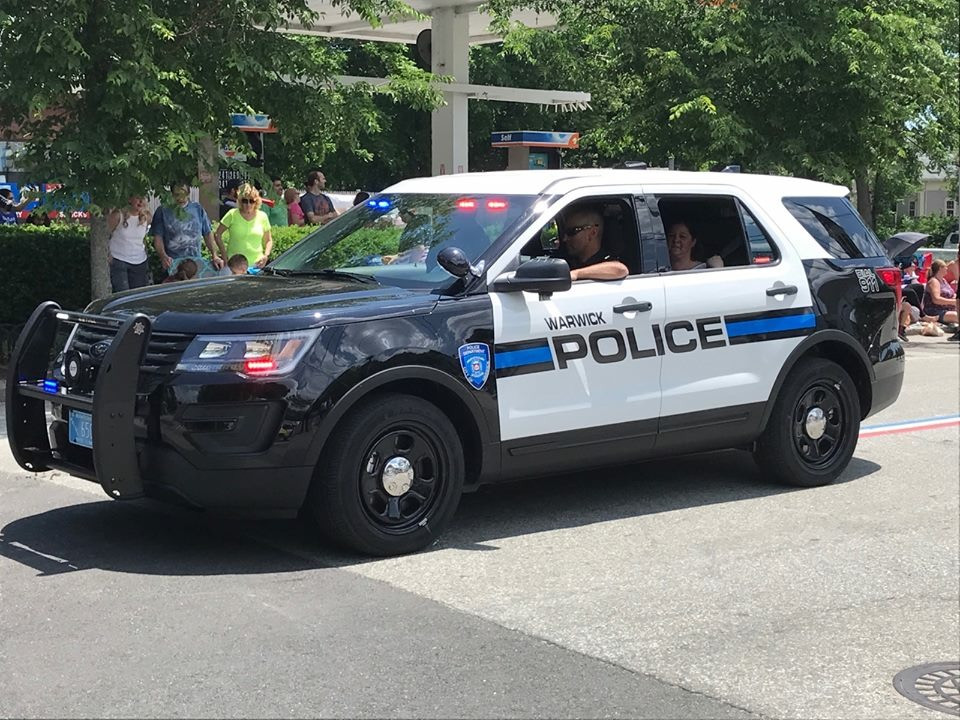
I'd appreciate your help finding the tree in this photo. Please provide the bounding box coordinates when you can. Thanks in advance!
[0,0,439,299]
[484,0,959,227]
[264,39,436,190]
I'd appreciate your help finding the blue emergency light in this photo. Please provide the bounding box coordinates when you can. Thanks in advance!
[42,379,60,394]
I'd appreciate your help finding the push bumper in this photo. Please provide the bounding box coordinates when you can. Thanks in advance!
[5,301,152,499]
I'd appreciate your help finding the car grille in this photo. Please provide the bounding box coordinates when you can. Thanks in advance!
[69,323,193,375]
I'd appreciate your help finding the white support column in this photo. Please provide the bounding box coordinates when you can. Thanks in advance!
[431,8,470,176]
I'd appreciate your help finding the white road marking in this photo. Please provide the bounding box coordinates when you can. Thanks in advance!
[6,540,78,570]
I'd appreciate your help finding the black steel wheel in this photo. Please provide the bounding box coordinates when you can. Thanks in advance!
[306,393,464,556]
[790,381,846,468]
[358,424,446,534]
[755,358,861,487]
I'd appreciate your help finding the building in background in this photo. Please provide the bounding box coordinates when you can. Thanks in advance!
[897,165,957,219]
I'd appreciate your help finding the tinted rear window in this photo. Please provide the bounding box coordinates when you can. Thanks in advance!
[783,197,886,258]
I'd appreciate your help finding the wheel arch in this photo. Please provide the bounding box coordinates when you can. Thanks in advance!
[305,365,496,489]
[760,330,874,432]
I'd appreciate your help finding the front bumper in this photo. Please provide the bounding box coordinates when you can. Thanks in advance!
[6,302,152,499]
[5,302,314,513]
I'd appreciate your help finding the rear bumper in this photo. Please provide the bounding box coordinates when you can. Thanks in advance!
[868,352,905,418]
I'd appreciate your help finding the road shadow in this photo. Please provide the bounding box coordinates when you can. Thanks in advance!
[441,450,880,550]
[0,448,881,576]
[0,497,323,577]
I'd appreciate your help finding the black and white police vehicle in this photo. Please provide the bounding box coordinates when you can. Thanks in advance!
[6,170,905,555]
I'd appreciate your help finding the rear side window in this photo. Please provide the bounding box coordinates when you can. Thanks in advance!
[738,202,778,264]
[783,197,886,258]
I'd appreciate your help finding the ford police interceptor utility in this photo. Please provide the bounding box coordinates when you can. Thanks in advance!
[6,170,905,555]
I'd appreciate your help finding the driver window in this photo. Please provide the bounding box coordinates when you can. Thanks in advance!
[517,196,642,275]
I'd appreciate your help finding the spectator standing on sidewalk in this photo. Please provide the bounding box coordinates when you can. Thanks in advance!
[213,183,273,268]
[285,188,305,226]
[0,188,30,224]
[151,182,224,273]
[107,196,152,292]
[300,170,338,225]
[950,247,960,342]
[265,176,289,228]
[219,179,241,219]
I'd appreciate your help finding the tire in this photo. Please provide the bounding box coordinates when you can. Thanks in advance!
[306,392,465,556]
[754,358,861,487]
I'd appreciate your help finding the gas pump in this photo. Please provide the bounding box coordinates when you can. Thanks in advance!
[491,131,579,170]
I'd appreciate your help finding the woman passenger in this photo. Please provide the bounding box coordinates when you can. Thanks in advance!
[666,221,723,270]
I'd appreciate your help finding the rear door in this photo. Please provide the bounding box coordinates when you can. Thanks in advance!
[640,185,814,429]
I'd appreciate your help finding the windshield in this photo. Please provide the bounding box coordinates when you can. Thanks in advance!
[269,193,538,289]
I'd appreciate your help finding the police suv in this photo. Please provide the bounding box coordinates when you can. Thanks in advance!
[6,170,905,555]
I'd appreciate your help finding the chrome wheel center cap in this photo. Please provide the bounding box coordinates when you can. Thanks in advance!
[805,407,827,440]
[381,456,414,497]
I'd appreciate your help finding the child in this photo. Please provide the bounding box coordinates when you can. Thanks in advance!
[162,258,198,283]
[227,253,249,275]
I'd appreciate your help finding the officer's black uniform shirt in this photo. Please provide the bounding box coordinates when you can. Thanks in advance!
[563,246,622,271]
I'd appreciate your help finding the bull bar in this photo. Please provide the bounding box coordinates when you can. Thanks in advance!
[5,301,152,499]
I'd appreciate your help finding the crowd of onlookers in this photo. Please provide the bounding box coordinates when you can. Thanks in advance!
[107,170,345,293]
[897,252,959,343]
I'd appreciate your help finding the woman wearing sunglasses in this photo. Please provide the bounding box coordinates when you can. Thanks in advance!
[213,183,274,269]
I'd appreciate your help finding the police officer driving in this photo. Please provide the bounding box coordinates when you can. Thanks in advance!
[559,205,629,281]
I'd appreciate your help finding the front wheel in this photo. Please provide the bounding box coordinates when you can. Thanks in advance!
[306,393,465,556]
[754,358,861,487]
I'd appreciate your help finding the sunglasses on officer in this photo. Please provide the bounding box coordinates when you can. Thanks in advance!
[564,223,598,237]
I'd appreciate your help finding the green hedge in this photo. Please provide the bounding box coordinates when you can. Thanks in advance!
[0,224,92,326]
[271,225,316,254]
[0,223,319,328]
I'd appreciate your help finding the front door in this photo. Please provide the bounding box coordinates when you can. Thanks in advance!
[488,192,665,452]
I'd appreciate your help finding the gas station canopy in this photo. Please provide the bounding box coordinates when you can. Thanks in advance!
[281,1,590,176]
[295,1,558,45]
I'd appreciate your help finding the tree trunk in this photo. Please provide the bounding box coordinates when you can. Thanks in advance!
[854,166,874,229]
[871,169,884,231]
[197,135,219,223]
[89,215,111,300]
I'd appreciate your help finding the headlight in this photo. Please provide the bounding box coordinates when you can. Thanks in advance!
[176,329,321,376]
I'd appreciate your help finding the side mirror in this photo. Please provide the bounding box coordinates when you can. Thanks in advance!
[490,257,572,297]
[437,246,471,277]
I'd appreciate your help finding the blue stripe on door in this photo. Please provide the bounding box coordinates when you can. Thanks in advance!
[725,312,816,338]
[495,346,553,369]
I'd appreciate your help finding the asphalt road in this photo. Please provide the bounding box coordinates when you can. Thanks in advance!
[1,336,957,719]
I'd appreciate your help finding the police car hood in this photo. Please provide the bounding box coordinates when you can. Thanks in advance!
[88,274,438,334]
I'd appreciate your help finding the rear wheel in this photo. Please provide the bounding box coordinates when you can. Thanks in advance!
[755,358,861,487]
[306,393,464,556]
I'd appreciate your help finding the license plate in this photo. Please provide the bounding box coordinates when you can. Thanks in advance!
[68,409,93,449]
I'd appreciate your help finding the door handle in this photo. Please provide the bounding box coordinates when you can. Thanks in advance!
[766,285,798,297]
[613,301,653,313]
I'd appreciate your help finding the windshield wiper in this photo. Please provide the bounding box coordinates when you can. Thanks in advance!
[265,268,377,284]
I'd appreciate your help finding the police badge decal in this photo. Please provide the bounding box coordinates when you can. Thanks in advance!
[458,343,491,390]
